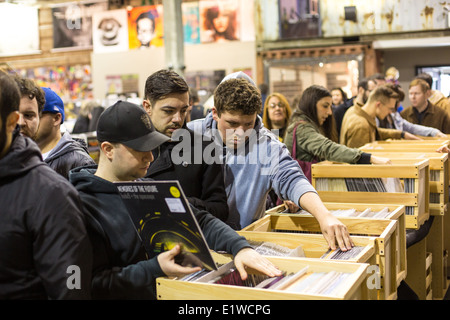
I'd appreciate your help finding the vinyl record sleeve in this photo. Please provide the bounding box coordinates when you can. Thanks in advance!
[114,180,217,270]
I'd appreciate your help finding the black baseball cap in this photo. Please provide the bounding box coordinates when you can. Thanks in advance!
[97,100,169,152]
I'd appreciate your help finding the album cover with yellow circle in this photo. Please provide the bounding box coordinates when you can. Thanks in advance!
[114,180,217,271]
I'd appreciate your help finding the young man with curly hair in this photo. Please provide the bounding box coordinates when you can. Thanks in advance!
[188,72,353,252]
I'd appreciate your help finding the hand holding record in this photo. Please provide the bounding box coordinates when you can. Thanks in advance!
[157,244,202,278]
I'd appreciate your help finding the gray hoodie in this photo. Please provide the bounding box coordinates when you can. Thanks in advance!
[188,112,316,229]
[44,131,95,179]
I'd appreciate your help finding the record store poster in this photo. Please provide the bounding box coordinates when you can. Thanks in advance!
[52,1,107,50]
[92,9,129,53]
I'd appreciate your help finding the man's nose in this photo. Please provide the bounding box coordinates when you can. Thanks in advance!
[18,113,25,126]
[172,112,182,123]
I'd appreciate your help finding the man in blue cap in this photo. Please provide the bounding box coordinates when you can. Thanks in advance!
[35,87,95,179]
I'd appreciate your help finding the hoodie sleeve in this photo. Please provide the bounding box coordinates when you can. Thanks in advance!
[266,137,317,208]
[91,257,165,299]
[191,204,250,257]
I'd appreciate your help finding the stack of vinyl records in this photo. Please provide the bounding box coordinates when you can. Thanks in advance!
[181,262,352,296]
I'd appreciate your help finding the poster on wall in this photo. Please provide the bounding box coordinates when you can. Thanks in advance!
[0,4,40,57]
[182,2,201,45]
[278,0,321,40]
[128,5,164,49]
[52,1,108,50]
[199,0,240,43]
[92,9,129,53]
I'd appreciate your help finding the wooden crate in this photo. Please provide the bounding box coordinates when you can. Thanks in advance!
[358,152,448,216]
[157,257,370,300]
[405,236,433,300]
[233,231,380,299]
[311,159,430,229]
[361,140,449,153]
[356,151,449,299]
[241,211,404,300]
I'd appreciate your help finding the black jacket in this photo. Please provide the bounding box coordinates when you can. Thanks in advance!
[44,131,95,180]
[0,129,92,299]
[146,128,229,221]
[69,166,250,300]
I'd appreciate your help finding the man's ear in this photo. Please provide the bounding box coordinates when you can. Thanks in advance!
[100,141,115,160]
[54,112,63,126]
[211,107,219,121]
[142,99,152,115]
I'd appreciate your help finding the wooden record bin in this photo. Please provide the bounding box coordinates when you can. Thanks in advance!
[233,232,379,299]
[311,159,430,230]
[358,151,448,216]
[156,257,370,300]
[241,207,405,300]
[356,150,449,299]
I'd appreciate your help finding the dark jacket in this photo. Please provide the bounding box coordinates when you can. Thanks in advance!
[44,131,96,180]
[0,129,92,299]
[400,101,450,134]
[69,166,250,300]
[146,128,229,222]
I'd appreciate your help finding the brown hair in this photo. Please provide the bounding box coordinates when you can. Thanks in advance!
[367,84,400,105]
[13,75,45,113]
[214,78,261,116]
[409,78,430,93]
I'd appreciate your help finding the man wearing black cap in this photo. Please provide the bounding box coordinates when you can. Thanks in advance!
[69,100,281,299]
[0,72,92,299]
[36,87,95,179]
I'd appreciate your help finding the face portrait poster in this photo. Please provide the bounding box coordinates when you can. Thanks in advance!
[182,2,200,45]
[0,3,40,57]
[199,0,240,43]
[52,1,108,50]
[128,5,164,49]
[278,0,321,40]
[92,9,129,53]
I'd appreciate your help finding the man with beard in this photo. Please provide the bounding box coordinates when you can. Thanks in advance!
[0,72,92,299]
[13,75,45,141]
[143,69,229,221]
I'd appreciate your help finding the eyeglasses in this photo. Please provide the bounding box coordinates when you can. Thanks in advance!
[269,102,284,109]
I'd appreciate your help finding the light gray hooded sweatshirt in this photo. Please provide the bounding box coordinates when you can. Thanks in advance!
[187,72,316,229]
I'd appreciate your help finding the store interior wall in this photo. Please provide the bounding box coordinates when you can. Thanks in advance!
[91,40,256,105]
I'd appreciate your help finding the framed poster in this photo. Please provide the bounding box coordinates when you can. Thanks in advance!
[182,2,201,45]
[199,0,240,43]
[92,9,129,53]
[128,5,164,49]
[52,0,108,51]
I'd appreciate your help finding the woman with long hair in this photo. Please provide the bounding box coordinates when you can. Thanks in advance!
[262,92,292,142]
[284,85,390,181]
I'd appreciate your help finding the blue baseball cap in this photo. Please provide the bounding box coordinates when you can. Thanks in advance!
[41,87,65,123]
